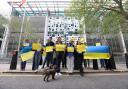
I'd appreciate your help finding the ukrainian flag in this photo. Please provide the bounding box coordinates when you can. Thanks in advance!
[20,46,34,61]
[84,46,110,59]
[21,51,35,62]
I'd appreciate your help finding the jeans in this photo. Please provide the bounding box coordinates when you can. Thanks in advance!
[67,56,74,73]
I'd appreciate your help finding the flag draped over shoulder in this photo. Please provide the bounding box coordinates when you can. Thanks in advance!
[84,46,110,59]
[21,51,35,62]
[20,46,34,61]
[19,0,26,7]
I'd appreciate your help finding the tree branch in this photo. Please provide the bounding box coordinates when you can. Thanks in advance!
[113,0,120,4]
[118,0,125,12]
[119,0,122,4]
[102,6,121,14]
[113,0,125,14]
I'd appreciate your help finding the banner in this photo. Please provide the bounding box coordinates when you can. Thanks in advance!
[55,44,66,51]
[84,53,110,59]
[76,45,85,53]
[21,51,34,61]
[45,46,53,52]
[84,46,110,59]
[67,47,74,52]
[86,46,110,53]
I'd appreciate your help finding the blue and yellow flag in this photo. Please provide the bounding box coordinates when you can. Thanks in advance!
[21,51,35,61]
[84,46,110,59]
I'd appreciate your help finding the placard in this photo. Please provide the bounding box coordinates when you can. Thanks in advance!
[55,44,66,51]
[76,45,85,53]
[45,46,53,52]
[32,43,42,50]
[67,47,74,52]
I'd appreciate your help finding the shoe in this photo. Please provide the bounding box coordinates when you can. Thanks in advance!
[55,73,58,76]
[58,73,62,76]
[35,69,38,72]
[105,68,108,70]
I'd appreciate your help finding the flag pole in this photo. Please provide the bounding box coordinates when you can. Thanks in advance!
[17,9,26,59]
[16,0,26,60]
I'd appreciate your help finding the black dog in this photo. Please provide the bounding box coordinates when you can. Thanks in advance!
[42,64,57,82]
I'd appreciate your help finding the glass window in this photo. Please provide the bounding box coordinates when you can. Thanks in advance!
[0,28,5,38]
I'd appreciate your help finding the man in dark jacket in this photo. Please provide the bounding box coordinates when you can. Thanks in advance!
[42,37,54,68]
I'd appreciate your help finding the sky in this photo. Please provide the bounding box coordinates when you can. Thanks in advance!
[0,0,12,18]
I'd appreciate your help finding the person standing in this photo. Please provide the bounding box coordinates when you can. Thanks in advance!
[20,39,31,71]
[42,37,54,68]
[41,45,46,67]
[74,41,79,70]
[100,59,105,68]
[66,38,75,74]
[75,39,85,76]
[32,39,42,70]
[55,37,65,76]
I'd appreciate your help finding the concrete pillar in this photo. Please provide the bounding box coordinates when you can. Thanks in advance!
[119,30,127,53]
[0,25,9,58]
[119,29,128,68]
[44,16,48,45]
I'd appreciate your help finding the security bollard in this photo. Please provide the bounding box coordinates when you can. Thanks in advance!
[10,50,18,70]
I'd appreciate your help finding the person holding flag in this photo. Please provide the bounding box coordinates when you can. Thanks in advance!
[20,39,31,70]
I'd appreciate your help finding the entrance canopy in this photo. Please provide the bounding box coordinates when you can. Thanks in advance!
[8,0,71,16]
[8,0,121,16]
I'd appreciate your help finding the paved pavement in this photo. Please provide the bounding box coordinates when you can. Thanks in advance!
[0,63,128,73]
[0,73,128,89]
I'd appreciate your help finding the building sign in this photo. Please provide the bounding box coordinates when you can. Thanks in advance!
[46,16,80,43]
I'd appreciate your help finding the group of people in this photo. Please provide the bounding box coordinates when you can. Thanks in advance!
[20,37,114,77]
[42,37,85,76]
